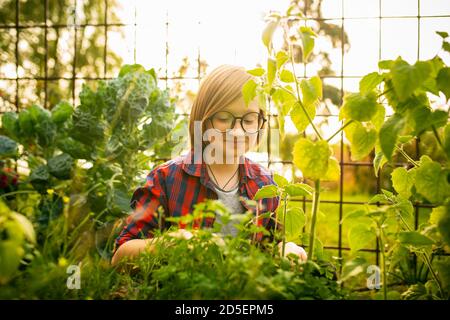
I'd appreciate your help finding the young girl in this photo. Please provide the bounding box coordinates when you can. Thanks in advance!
[111,65,307,266]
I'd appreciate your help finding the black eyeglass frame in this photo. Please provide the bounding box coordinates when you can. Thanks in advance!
[206,111,267,134]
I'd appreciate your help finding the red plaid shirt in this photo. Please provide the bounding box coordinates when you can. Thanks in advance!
[114,149,280,251]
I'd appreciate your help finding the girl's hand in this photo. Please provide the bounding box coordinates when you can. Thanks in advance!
[167,228,194,240]
[278,242,308,262]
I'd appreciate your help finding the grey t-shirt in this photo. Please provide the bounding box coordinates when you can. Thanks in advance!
[213,185,246,237]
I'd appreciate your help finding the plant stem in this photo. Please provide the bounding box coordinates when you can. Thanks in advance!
[378,229,388,300]
[421,252,445,299]
[431,125,447,159]
[308,179,321,260]
[282,194,287,258]
[395,145,419,167]
[326,120,354,142]
[0,190,38,199]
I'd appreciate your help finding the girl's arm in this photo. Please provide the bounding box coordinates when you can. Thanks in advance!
[111,229,193,266]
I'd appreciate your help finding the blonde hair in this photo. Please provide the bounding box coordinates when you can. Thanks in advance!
[188,64,264,149]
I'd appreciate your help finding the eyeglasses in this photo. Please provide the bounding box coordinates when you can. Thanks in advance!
[207,111,267,134]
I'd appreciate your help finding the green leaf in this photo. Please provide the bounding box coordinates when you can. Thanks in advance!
[276,50,289,69]
[298,26,317,62]
[290,101,316,133]
[359,72,384,94]
[283,207,305,242]
[340,91,380,122]
[373,148,387,177]
[443,41,450,54]
[267,58,276,87]
[279,69,295,83]
[348,224,374,253]
[118,64,146,77]
[379,113,406,160]
[18,109,34,137]
[284,183,313,197]
[436,67,450,101]
[0,112,19,139]
[300,76,322,107]
[323,157,340,181]
[390,59,432,101]
[293,138,331,180]
[253,185,279,200]
[47,153,74,180]
[398,231,435,247]
[436,31,449,39]
[12,213,36,243]
[391,167,415,199]
[247,68,265,77]
[0,135,18,157]
[273,173,288,188]
[345,122,377,161]
[389,196,415,229]
[51,101,73,124]
[0,241,25,285]
[371,104,386,131]
[262,20,279,51]
[242,79,257,106]
[415,158,450,204]
[341,209,369,224]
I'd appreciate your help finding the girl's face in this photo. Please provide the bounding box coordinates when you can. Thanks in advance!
[203,97,263,163]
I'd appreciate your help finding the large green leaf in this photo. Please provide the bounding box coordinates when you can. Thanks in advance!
[282,207,305,242]
[262,20,279,51]
[0,112,20,139]
[253,185,279,200]
[323,157,340,181]
[379,113,406,160]
[300,76,322,107]
[298,26,316,62]
[414,157,450,204]
[276,50,289,69]
[398,231,435,247]
[391,167,416,199]
[279,69,295,83]
[390,59,431,101]
[293,138,331,180]
[0,241,25,285]
[242,79,257,106]
[47,153,74,180]
[0,135,18,157]
[267,58,276,87]
[348,224,374,253]
[345,121,377,161]
[273,173,288,188]
[51,101,73,124]
[284,183,313,197]
[340,91,380,122]
[290,101,316,133]
[359,72,384,95]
